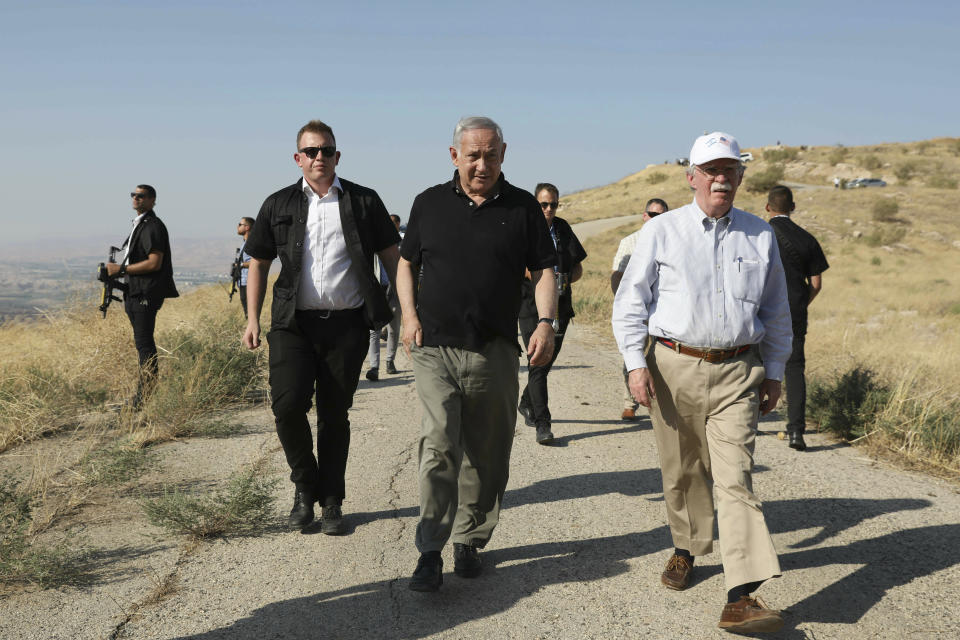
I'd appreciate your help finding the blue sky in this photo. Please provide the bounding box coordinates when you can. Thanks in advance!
[1,0,957,246]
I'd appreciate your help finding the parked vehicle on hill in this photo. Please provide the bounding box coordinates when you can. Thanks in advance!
[845,178,887,189]
[740,152,754,162]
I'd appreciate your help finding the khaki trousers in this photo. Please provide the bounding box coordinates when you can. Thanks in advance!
[410,338,519,552]
[647,341,781,590]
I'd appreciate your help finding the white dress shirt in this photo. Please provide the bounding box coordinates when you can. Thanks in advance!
[121,213,146,266]
[297,176,364,310]
[612,200,792,381]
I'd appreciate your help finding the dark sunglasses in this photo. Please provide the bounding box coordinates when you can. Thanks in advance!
[131,192,148,199]
[645,210,662,217]
[540,201,559,210]
[298,146,337,159]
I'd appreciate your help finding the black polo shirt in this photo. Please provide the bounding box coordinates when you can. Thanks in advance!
[401,172,557,350]
[769,215,829,331]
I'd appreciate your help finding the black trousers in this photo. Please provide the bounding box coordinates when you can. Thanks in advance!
[124,295,164,383]
[238,284,248,318]
[268,309,369,506]
[518,316,569,428]
[784,330,807,434]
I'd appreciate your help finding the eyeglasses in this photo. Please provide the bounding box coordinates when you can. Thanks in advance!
[298,146,337,159]
[130,192,148,199]
[645,211,663,217]
[695,164,742,179]
[540,201,559,210]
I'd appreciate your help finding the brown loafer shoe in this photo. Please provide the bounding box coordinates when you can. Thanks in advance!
[718,596,784,633]
[660,553,693,590]
[621,408,637,421]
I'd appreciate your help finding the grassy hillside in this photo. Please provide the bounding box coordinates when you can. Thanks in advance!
[569,137,960,476]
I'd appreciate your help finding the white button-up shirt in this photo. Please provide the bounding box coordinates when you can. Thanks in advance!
[121,213,146,266]
[612,200,792,381]
[296,176,364,311]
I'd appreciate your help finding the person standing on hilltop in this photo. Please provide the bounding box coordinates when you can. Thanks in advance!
[235,217,255,318]
[613,132,792,633]
[397,116,557,591]
[610,197,669,421]
[104,185,179,410]
[766,186,829,452]
[517,182,587,445]
[242,120,400,533]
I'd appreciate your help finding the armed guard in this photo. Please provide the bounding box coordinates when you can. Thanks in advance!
[101,185,178,409]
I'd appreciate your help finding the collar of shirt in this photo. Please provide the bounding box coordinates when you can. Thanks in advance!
[302,175,343,201]
[691,198,733,232]
[449,170,504,202]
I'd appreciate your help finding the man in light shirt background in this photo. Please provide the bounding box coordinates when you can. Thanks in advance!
[612,132,792,633]
[610,197,669,421]
[243,120,401,534]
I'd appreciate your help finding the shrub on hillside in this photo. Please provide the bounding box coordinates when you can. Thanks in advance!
[808,366,889,440]
[894,162,916,183]
[745,164,785,193]
[646,171,668,185]
[827,147,848,166]
[863,226,906,247]
[927,175,958,190]
[860,154,883,170]
[871,199,899,222]
[762,147,799,163]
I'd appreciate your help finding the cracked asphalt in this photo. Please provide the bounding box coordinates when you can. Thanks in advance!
[2,326,959,639]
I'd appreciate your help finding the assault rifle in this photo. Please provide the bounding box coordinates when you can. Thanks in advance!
[552,272,570,337]
[228,247,242,302]
[96,246,127,318]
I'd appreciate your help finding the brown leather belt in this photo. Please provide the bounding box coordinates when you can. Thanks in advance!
[656,338,751,364]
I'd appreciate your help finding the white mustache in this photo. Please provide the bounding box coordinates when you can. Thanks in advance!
[711,182,733,193]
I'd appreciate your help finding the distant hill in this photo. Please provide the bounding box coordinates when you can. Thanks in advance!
[560,137,960,253]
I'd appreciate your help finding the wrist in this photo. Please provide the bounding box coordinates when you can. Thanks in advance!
[537,317,554,326]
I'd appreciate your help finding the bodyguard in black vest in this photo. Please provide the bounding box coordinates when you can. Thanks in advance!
[104,185,178,409]
[243,120,400,533]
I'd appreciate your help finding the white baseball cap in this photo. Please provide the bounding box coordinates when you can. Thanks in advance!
[690,132,741,166]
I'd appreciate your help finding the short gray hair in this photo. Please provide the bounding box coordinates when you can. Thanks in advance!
[452,116,503,148]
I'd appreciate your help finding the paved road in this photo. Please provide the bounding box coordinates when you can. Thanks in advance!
[2,326,958,639]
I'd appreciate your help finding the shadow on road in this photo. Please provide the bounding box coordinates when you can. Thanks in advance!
[165,485,944,639]
[169,528,671,640]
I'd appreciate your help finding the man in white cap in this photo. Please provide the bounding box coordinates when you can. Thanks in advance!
[612,132,792,633]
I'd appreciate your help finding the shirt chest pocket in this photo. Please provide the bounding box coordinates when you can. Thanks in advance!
[729,257,766,304]
[272,215,292,246]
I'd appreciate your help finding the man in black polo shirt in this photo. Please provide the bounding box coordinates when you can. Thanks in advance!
[517,182,588,445]
[766,186,829,452]
[397,116,558,591]
[243,119,400,533]
[104,184,179,409]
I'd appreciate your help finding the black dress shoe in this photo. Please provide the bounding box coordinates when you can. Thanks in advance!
[788,432,807,451]
[453,543,482,578]
[288,490,315,528]
[517,403,535,427]
[366,368,378,382]
[385,360,398,374]
[321,504,346,535]
[409,551,443,591]
[535,424,554,445]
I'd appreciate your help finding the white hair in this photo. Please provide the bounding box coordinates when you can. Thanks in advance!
[452,116,503,148]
